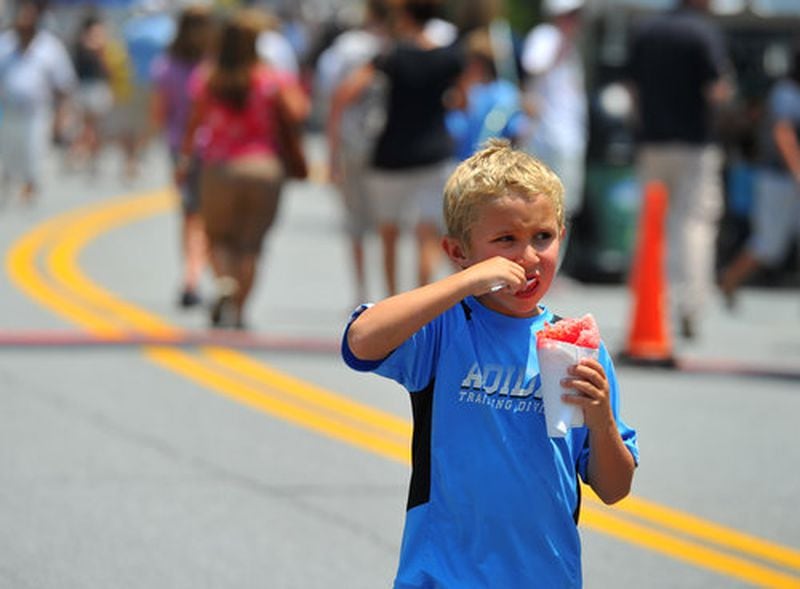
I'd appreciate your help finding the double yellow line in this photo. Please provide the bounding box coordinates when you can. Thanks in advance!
[5,189,800,588]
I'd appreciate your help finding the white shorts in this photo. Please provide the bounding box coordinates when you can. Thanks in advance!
[77,81,113,117]
[366,160,454,230]
[0,107,51,184]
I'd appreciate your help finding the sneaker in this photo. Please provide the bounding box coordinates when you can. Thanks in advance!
[210,295,235,328]
[179,288,202,308]
[209,277,238,328]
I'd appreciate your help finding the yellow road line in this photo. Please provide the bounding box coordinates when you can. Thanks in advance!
[201,346,412,441]
[145,346,410,463]
[610,494,800,572]
[10,189,411,447]
[582,508,800,588]
[45,190,179,337]
[6,211,130,336]
[5,189,413,462]
[7,189,800,586]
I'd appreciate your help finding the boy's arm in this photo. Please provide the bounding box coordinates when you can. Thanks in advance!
[586,421,636,505]
[563,358,636,504]
[347,272,472,361]
[347,256,528,361]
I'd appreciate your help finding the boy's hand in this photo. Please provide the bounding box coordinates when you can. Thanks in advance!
[568,357,636,504]
[561,358,615,431]
[464,256,528,296]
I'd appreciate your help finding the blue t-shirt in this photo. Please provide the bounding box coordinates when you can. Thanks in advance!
[446,78,525,161]
[342,298,639,589]
[760,78,800,172]
[123,13,175,84]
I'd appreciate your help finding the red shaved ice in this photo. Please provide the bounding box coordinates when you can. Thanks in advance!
[537,314,600,349]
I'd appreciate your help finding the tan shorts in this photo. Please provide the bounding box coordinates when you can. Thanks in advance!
[200,155,284,254]
[103,85,150,139]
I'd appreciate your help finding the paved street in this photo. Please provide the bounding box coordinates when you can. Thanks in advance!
[1,138,799,588]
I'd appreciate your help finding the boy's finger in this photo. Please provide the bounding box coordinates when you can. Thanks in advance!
[561,392,601,408]
[562,379,606,403]
[569,364,606,389]
[578,357,606,376]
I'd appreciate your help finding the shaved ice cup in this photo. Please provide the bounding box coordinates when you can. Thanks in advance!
[537,340,599,438]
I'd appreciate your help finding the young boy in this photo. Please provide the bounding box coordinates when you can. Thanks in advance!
[341,139,638,588]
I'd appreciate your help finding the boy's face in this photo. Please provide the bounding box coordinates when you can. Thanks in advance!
[453,192,564,318]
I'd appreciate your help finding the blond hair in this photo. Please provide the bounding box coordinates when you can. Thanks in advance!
[443,139,565,243]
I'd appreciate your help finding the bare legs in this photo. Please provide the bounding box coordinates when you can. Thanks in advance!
[206,244,258,329]
[416,221,441,288]
[179,211,206,306]
[718,250,762,308]
[379,221,442,297]
[350,238,367,303]
[68,112,104,174]
[379,223,400,296]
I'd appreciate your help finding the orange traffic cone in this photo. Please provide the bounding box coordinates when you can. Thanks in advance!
[618,180,675,367]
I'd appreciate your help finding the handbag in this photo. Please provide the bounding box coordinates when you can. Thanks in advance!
[275,94,308,180]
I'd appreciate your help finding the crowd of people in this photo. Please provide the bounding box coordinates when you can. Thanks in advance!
[0,0,796,339]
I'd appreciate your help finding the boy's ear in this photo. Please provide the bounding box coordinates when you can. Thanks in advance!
[442,236,470,268]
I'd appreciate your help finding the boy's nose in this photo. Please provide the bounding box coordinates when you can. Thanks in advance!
[517,243,539,265]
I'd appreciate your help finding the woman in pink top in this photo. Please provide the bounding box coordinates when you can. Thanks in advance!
[177,9,309,329]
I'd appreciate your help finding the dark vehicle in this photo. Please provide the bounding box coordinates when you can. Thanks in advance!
[563,0,800,283]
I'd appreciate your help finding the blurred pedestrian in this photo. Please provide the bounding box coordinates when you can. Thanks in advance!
[100,28,134,171]
[330,0,465,297]
[519,0,587,223]
[115,0,174,180]
[178,8,310,329]
[719,44,800,306]
[624,0,734,339]
[256,8,300,78]
[322,0,390,304]
[446,27,526,161]
[0,0,75,204]
[150,4,213,309]
[68,11,113,174]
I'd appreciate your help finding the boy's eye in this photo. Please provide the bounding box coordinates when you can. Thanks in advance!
[491,230,557,246]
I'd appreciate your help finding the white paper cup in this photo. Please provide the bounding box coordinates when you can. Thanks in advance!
[538,340,599,437]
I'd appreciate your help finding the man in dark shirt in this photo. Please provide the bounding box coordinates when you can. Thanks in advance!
[625,0,733,339]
